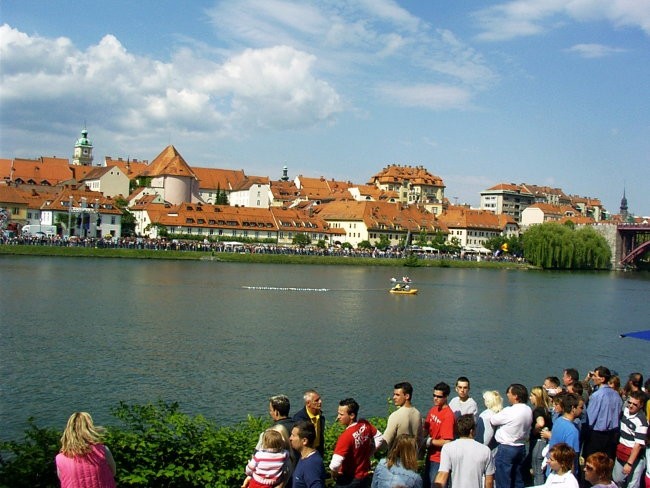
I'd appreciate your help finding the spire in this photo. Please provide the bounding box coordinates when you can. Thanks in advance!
[619,186,628,219]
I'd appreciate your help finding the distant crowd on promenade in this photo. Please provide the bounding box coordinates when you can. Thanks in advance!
[55,365,648,488]
[0,234,523,262]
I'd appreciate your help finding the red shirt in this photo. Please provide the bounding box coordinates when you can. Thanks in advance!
[333,420,378,479]
[424,405,455,462]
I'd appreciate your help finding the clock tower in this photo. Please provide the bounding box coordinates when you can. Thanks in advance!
[72,128,94,166]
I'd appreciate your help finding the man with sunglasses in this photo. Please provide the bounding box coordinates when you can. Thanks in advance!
[423,382,456,487]
[612,390,647,488]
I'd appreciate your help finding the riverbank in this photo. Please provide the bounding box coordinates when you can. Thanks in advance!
[0,243,531,268]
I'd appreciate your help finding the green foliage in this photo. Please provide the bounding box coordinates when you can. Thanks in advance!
[214,185,229,205]
[0,402,397,488]
[403,255,421,267]
[357,240,372,249]
[292,233,312,247]
[106,401,270,488]
[415,230,429,247]
[522,223,611,269]
[0,418,60,488]
[374,234,391,251]
[316,239,327,249]
[115,197,136,236]
[341,242,353,249]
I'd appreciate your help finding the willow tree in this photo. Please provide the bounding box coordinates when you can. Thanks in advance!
[522,222,611,269]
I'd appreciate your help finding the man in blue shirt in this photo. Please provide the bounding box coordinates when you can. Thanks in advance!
[290,421,326,488]
[545,393,582,476]
[583,366,623,460]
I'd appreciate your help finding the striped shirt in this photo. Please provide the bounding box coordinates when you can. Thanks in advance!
[618,408,648,449]
[246,449,289,486]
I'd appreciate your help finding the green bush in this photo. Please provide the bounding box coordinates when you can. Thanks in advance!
[0,401,394,488]
[0,418,60,488]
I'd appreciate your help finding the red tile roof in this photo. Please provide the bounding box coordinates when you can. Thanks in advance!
[145,145,197,179]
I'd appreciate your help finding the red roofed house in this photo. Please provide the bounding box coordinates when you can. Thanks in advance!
[520,203,578,226]
[142,146,202,205]
[79,166,129,198]
[315,200,446,248]
[368,164,446,215]
[438,206,518,250]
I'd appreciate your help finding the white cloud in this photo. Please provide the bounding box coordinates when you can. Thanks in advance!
[566,43,626,58]
[207,1,495,88]
[474,0,650,41]
[0,24,342,139]
[377,83,473,110]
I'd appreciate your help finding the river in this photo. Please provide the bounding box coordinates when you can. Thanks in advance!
[1,256,648,440]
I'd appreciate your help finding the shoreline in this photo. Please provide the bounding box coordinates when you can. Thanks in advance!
[0,244,534,269]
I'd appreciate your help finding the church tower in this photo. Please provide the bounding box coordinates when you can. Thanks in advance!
[619,187,628,220]
[72,128,94,166]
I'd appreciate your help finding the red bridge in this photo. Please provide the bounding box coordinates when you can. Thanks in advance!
[618,223,650,266]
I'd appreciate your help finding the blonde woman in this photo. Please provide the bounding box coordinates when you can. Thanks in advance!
[55,412,116,488]
[529,386,553,485]
[475,390,503,452]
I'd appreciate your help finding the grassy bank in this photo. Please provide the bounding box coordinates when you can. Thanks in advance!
[0,244,530,269]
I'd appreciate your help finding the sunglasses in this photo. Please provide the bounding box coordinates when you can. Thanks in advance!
[433,394,446,398]
[584,465,594,471]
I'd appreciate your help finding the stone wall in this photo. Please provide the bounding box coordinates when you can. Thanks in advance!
[588,223,620,269]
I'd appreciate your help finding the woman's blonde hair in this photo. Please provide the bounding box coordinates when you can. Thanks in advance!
[483,390,503,413]
[530,386,552,410]
[59,412,104,457]
[387,434,418,471]
[261,429,285,452]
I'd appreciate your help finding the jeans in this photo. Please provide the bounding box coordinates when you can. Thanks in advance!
[613,457,645,488]
[495,444,526,488]
[428,461,445,488]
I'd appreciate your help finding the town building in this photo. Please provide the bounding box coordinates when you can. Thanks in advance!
[315,200,446,248]
[79,166,130,198]
[367,164,445,215]
[438,206,518,250]
[479,183,534,223]
[520,203,579,226]
[140,145,202,205]
[130,199,342,245]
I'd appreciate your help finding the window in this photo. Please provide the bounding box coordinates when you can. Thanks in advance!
[111,216,116,225]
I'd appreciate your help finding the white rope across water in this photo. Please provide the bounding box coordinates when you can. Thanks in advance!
[243,286,330,292]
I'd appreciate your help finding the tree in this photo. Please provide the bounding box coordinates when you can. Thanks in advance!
[357,240,372,249]
[375,234,391,251]
[215,185,229,205]
[292,233,311,247]
[145,223,169,238]
[115,196,136,236]
[522,222,611,269]
[415,230,428,247]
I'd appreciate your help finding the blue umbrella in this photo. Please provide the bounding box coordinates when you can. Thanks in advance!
[620,330,650,341]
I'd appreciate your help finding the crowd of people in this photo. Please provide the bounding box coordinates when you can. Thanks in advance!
[54,366,648,488]
[1,233,522,262]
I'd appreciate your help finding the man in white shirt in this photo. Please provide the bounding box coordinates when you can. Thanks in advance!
[435,414,495,488]
[448,376,478,421]
[490,384,532,488]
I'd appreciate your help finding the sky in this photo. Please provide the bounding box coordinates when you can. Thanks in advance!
[1,0,649,215]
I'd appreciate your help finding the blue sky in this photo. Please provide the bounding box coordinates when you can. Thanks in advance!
[2,0,649,214]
